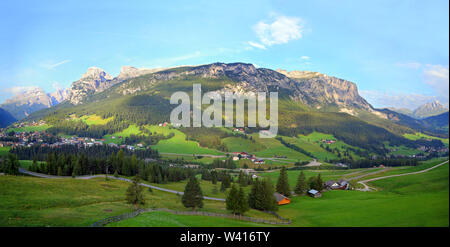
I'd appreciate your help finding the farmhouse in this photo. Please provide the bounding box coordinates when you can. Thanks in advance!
[307,189,322,198]
[273,192,291,205]
[325,180,349,190]
[253,159,265,165]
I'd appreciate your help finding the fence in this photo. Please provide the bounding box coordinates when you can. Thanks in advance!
[90,208,291,227]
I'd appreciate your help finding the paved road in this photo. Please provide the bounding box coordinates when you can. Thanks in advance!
[356,160,449,191]
[18,168,225,202]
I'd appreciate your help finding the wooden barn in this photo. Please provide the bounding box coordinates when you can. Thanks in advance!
[307,189,322,198]
[273,192,291,205]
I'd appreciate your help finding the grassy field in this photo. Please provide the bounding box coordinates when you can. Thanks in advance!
[1,156,447,227]
[250,134,311,161]
[0,147,10,156]
[404,132,449,146]
[159,154,221,164]
[106,211,267,227]
[385,144,423,156]
[354,158,447,181]
[276,161,449,226]
[78,114,114,126]
[103,124,143,144]
[7,124,51,133]
[0,175,277,226]
[19,160,45,169]
[147,125,223,155]
[222,136,265,153]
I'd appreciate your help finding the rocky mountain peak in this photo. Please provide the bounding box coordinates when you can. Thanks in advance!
[1,87,56,120]
[413,100,448,119]
[116,66,158,81]
[80,67,112,81]
[276,69,322,79]
[274,68,373,111]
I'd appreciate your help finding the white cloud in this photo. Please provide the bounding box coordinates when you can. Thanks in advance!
[249,15,304,48]
[300,56,310,60]
[247,41,266,50]
[392,62,449,104]
[423,64,449,100]
[395,62,422,69]
[3,86,40,96]
[40,59,71,70]
[360,90,448,110]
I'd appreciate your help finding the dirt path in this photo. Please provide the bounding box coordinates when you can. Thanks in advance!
[356,160,449,191]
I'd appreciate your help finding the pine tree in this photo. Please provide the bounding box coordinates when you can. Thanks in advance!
[114,169,119,178]
[31,157,38,172]
[73,158,81,176]
[316,173,324,192]
[238,171,245,186]
[182,177,203,211]
[220,180,226,192]
[222,173,231,189]
[294,171,307,195]
[237,186,249,216]
[57,166,63,176]
[262,178,278,211]
[226,184,240,215]
[4,154,19,175]
[276,166,290,196]
[126,176,145,210]
[248,178,277,211]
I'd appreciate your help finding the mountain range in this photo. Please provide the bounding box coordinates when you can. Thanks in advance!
[0,87,69,120]
[2,63,448,142]
[388,101,448,119]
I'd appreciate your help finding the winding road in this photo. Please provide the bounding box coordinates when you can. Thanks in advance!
[18,168,225,202]
[356,160,449,191]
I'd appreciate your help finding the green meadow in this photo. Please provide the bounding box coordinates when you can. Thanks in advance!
[147,125,223,155]
[280,162,448,227]
[0,175,278,226]
[78,114,114,126]
[250,134,311,161]
[0,147,11,156]
[7,124,51,133]
[222,136,266,153]
[106,211,267,227]
[404,132,449,146]
[103,124,143,144]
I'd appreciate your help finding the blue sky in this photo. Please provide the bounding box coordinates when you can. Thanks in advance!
[1,0,448,109]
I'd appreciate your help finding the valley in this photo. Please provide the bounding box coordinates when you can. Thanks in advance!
[0,62,448,227]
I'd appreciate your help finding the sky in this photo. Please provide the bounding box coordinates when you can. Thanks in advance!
[1,0,448,109]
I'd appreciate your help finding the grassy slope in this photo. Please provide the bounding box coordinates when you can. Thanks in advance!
[277,160,449,227]
[404,132,449,146]
[147,126,222,155]
[103,124,143,144]
[106,211,267,227]
[78,114,114,126]
[222,136,265,153]
[0,147,10,156]
[7,124,51,133]
[250,134,311,161]
[0,175,277,226]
